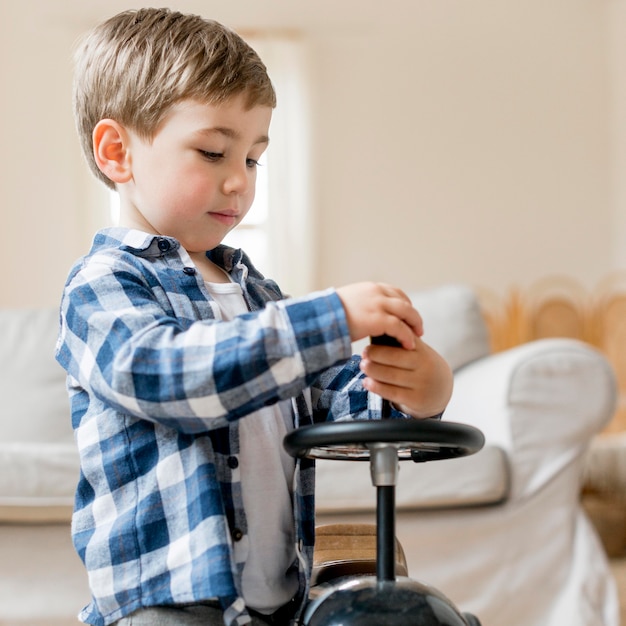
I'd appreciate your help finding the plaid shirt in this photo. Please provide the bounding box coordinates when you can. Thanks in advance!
[55,228,388,626]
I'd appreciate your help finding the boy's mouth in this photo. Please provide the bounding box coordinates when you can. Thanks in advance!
[209,210,239,226]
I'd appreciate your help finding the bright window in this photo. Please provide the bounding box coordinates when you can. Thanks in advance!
[229,34,314,296]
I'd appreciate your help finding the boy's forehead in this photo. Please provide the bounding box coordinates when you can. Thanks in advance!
[174,96,271,119]
[194,126,270,146]
[162,97,272,139]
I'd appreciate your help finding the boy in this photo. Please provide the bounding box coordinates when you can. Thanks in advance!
[56,8,452,626]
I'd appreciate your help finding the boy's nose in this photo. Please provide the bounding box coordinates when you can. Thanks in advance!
[223,163,251,195]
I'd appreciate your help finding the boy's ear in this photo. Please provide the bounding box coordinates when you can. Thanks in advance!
[92,119,133,184]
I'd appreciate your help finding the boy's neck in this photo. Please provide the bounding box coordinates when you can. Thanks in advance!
[188,251,231,284]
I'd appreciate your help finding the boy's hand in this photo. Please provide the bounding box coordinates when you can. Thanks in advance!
[336,282,424,351]
[359,337,453,419]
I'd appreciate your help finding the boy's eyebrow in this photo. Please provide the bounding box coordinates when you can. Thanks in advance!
[196,127,270,145]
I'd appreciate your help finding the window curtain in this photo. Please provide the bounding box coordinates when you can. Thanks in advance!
[246,34,314,297]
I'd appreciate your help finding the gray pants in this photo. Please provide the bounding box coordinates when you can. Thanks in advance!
[113,604,276,625]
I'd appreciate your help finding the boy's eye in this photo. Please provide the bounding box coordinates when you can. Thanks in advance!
[199,151,260,169]
[200,150,224,162]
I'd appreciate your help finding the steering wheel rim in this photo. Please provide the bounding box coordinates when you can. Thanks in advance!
[283,419,485,462]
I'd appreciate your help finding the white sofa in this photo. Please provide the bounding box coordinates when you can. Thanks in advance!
[0,285,619,626]
[0,308,89,626]
[315,285,620,626]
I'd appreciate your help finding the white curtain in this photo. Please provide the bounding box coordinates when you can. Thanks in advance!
[246,35,314,297]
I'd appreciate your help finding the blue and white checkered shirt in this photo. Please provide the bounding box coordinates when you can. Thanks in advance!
[55,228,387,626]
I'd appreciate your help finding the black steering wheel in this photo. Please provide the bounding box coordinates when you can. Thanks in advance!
[283,419,485,464]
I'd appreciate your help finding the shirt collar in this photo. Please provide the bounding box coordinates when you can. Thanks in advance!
[93,228,244,268]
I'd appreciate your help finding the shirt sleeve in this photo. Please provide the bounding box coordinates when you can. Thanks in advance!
[55,253,352,433]
[311,356,435,423]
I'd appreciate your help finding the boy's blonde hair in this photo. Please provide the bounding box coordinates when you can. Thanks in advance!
[73,7,276,188]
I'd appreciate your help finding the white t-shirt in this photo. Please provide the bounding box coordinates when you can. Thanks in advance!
[204,281,299,614]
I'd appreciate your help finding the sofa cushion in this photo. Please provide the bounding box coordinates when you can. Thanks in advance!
[0,442,76,522]
[0,309,78,521]
[408,284,491,371]
[0,308,72,443]
[315,444,508,513]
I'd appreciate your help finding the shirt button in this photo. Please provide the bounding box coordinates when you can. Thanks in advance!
[227,456,239,469]
[232,528,244,542]
[182,266,196,276]
[157,238,171,252]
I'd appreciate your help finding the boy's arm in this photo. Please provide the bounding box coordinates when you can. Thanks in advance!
[56,259,353,432]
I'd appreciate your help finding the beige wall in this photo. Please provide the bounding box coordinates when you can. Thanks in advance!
[1,0,624,307]
[609,1,626,270]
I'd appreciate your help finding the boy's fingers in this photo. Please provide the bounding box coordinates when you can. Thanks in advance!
[359,354,417,388]
[386,314,423,349]
[389,299,423,338]
[362,343,417,370]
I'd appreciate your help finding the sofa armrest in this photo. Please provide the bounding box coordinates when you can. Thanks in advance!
[444,338,617,501]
